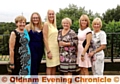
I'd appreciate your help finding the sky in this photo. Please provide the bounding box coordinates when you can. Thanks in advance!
[0,0,120,22]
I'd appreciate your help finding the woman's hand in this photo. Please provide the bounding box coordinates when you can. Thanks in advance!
[88,51,96,57]
[59,41,66,47]
[81,55,85,61]
[10,65,15,69]
[47,52,52,59]
[9,63,15,69]
[81,57,85,61]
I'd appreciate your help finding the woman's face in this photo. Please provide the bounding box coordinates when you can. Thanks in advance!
[32,14,39,24]
[16,20,26,30]
[93,21,101,31]
[80,18,88,28]
[48,10,54,22]
[62,20,70,30]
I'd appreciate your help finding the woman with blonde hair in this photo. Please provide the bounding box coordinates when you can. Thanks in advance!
[89,17,107,75]
[58,17,78,76]
[77,14,92,75]
[25,12,44,75]
[43,9,60,75]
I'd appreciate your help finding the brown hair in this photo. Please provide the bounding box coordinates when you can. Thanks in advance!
[15,15,26,24]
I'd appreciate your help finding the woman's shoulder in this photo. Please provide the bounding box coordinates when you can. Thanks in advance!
[69,29,77,37]
[100,30,106,33]
[44,22,52,27]
[85,27,92,34]
[43,22,48,25]
[70,29,76,33]
[10,30,16,36]
[43,22,49,29]
[58,29,62,33]
[10,29,19,37]
[86,27,91,31]
[25,24,31,31]
[100,30,106,35]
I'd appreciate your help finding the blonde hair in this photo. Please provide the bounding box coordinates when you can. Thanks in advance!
[61,17,72,26]
[29,12,43,31]
[46,9,56,28]
[15,15,26,24]
[92,17,102,28]
[79,14,90,28]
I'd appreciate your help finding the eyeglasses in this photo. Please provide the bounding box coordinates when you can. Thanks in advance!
[32,17,39,20]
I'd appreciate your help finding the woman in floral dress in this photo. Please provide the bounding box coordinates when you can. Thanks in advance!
[57,17,78,75]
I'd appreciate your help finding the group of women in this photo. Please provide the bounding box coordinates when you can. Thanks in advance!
[9,9,107,78]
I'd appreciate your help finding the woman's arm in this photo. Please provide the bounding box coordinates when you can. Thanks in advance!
[93,45,106,53]
[82,33,92,55]
[43,22,50,52]
[59,31,78,47]
[25,24,30,32]
[89,44,106,57]
[9,32,16,65]
[94,32,107,53]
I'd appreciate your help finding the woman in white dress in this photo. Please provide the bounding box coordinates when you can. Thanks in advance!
[77,14,92,75]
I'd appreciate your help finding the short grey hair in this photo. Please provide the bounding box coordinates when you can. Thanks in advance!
[61,17,72,26]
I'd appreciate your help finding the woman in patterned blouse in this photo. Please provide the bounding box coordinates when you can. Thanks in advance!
[57,17,78,75]
[89,17,107,75]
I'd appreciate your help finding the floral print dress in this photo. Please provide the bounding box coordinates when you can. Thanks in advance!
[57,29,78,72]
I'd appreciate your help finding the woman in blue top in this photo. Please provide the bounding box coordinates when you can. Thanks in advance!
[25,12,44,75]
[9,15,31,76]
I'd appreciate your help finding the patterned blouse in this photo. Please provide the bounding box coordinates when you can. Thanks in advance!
[57,29,78,72]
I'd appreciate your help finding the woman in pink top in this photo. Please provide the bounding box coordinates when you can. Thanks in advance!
[77,14,92,75]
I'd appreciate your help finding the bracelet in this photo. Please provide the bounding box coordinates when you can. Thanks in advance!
[47,51,51,54]
[9,63,14,66]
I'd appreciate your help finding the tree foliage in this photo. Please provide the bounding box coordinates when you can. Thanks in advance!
[103,5,120,23]
[0,4,120,55]
[56,4,101,32]
[0,22,16,34]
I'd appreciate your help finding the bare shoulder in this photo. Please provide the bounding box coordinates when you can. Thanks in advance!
[25,24,30,31]
[10,31,15,36]
[43,22,48,26]
[43,22,49,29]
[10,31,16,39]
